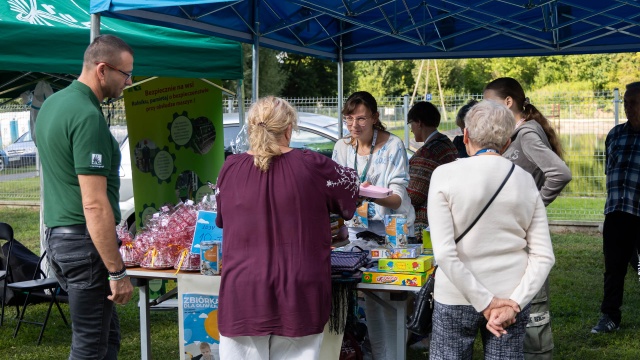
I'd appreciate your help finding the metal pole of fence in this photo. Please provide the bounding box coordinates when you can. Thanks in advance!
[614,88,619,126]
[403,94,409,149]
[337,40,344,137]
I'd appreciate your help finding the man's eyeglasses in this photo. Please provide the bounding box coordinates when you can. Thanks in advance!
[95,62,132,82]
[343,116,370,126]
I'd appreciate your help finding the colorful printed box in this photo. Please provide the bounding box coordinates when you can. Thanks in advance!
[388,244,423,258]
[370,244,423,259]
[362,268,428,287]
[378,255,433,273]
[370,248,391,259]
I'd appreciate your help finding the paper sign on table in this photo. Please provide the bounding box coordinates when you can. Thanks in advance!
[191,210,222,254]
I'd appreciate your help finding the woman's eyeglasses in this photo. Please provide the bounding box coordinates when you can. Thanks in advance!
[95,62,133,82]
[343,116,370,126]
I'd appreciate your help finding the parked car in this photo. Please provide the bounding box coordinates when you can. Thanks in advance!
[3,131,37,168]
[118,112,347,233]
[0,149,7,172]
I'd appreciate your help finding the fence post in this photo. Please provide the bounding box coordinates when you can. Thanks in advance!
[613,88,619,126]
[403,94,409,149]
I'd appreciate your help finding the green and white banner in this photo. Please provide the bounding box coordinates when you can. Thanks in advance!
[123,78,224,229]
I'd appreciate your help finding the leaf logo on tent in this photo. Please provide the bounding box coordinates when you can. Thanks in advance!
[9,0,104,29]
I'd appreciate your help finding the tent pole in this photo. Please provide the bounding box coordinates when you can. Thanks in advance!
[90,14,101,41]
[251,0,260,103]
[404,94,410,149]
[238,80,245,128]
[337,41,344,137]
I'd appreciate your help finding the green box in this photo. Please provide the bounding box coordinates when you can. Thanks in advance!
[378,255,433,273]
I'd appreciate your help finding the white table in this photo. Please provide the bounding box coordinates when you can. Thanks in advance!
[357,283,420,360]
[127,268,203,360]
[128,268,420,360]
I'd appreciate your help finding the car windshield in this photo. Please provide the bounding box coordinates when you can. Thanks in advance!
[15,131,32,143]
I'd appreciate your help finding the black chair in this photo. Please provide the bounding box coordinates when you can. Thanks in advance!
[3,226,69,344]
[0,222,19,326]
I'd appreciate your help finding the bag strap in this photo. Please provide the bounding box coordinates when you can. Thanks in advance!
[454,163,515,244]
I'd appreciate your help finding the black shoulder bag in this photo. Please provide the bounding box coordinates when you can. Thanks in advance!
[406,163,515,336]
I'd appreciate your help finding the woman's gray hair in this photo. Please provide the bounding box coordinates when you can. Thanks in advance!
[464,100,515,151]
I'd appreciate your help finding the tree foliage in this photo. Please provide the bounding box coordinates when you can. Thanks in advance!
[279,53,355,97]
[227,49,640,99]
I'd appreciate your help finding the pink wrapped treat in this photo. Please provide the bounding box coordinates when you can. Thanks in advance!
[140,246,177,269]
[120,240,140,267]
[174,248,201,271]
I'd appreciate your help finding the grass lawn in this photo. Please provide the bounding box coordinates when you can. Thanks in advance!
[0,177,40,201]
[2,208,640,359]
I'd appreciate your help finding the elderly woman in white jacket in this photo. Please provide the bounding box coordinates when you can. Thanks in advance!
[427,100,555,360]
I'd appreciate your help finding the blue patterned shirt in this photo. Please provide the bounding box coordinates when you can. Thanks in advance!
[605,122,640,216]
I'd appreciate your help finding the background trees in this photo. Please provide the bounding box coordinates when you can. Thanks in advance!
[226,50,639,99]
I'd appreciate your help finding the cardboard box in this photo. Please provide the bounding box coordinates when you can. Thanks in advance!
[362,268,428,287]
[370,244,423,259]
[389,244,423,258]
[370,248,391,259]
[378,255,433,272]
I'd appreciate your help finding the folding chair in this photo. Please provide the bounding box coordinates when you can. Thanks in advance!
[0,222,19,326]
[6,238,69,344]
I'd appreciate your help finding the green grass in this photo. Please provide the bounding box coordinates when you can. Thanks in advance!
[2,208,640,359]
[546,196,605,222]
[0,177,40,201]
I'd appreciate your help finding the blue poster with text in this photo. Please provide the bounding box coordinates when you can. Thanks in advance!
[183,293,220,360]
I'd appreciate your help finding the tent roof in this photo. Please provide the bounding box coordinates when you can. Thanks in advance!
[0,0,242,100]
[90,0,640,62]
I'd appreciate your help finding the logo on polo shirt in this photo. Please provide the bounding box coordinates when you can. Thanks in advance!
[91,153,104,168]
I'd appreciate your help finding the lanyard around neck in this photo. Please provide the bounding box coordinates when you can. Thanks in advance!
[474,148,499,156]
[354,129,378,183]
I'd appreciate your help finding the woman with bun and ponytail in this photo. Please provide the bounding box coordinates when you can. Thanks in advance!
[483,77,571,360]
[215,96,359,360]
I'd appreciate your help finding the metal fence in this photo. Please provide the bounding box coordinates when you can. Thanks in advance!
[0,91,622,222]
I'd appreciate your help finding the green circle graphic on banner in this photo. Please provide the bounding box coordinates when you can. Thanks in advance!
[153,150,174,180]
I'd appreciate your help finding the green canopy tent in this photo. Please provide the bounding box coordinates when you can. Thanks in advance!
[0,0,243,101]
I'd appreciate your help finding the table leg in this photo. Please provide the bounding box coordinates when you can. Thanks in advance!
[362,291,408,360]
[393,298,407,360]
[138,279,151,360]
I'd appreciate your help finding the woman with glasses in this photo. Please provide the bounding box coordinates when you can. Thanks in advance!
[483,77,571,360]
[332,91,414,360]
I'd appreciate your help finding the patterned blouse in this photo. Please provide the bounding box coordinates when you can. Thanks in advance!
[408,132,458,239]
[332,132,415,230]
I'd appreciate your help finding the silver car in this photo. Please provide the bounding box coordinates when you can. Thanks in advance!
[3,131,37,168]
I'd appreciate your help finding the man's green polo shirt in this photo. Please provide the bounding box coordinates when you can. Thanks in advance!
[36,81,121,227]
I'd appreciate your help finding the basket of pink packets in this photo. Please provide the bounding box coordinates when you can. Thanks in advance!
[137,207,180,269]
[173,195,218,271]
[170,202,200,271]
[117,223,140,267]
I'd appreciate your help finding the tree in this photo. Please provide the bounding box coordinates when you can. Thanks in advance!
[279,53,355,97]
[352,60,415,98]
[222,44,286,100]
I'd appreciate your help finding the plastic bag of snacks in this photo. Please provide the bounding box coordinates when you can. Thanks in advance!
[138,212,180,269]
[117,223,140,267]
[174,248,201,271]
